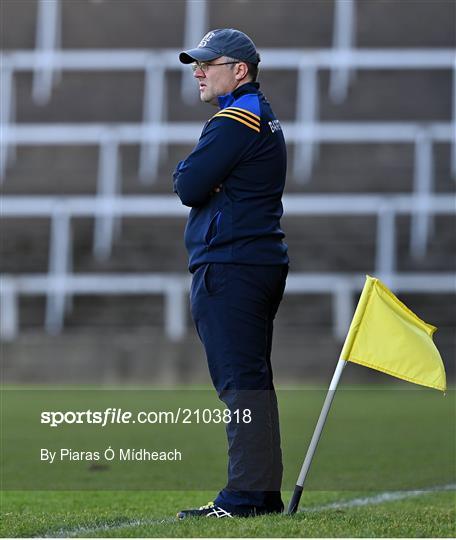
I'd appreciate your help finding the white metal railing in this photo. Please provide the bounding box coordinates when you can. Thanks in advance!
[330,0,356,103]
[1,194,455,341]
[181,0,208,105]
[1,48,454,184]
[5,121,450,143]
[33,0,61,104]
[1,272,454,343]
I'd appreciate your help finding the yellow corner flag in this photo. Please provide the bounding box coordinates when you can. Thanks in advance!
[341,275,446,392]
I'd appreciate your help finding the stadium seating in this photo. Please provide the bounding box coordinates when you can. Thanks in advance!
[1,0,454,382]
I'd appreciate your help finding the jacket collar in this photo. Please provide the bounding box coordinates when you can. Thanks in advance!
[217,82,260,109]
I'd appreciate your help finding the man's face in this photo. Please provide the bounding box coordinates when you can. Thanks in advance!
[193,57,241,105]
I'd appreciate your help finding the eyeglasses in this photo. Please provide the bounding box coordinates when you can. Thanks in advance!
[191,61,239,73]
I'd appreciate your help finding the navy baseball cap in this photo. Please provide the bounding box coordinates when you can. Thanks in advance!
[179,28,260,65]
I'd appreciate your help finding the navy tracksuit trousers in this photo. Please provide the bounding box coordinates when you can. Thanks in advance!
[190,262,288,513]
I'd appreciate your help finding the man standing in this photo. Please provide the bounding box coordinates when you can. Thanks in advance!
[173,28,289,518]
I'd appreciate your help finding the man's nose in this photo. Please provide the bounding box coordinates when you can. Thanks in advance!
[193,67,206,78]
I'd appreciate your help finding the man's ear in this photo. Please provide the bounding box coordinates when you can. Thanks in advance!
[235,62,249,81]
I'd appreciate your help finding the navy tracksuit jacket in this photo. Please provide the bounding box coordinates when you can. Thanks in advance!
[173,81,288,514]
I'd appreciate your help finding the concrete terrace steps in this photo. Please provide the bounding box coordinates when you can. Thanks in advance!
[0,212,456,273]
[1,214,455,274]
[0,328,343,384]
[12,68,452,124]
[1,0,187,50]
[2,0,454,51]
[1,0,454,378]
[2,309,454,384]
[2,142,453,195]
[9,289,456,337]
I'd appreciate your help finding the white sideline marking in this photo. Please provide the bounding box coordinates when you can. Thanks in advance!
[300,483,456,513]
[46,517,176,538]
[44,483,455,537]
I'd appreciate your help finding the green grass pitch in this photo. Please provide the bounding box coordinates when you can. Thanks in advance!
[1,385,455,537]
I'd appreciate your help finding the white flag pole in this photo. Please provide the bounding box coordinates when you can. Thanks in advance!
[287,357,347,514]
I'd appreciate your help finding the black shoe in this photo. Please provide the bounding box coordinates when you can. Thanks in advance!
[177,501,233,519]
[265,503,284,514]
[264,493,285,514]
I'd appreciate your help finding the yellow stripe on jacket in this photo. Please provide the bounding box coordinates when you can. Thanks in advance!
[212,108,261,132]
[215,107,260,126]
